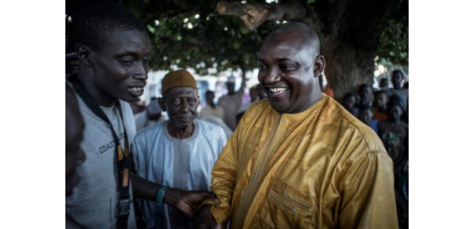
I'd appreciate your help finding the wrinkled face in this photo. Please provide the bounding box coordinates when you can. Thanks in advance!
[161,87,200,130]
[358,108,373,125]
[376,93,388,107]
[343,96,356,109]
[66,108,86,196]
[388,104,403,120]
[87,30,151,106]
[257,31,322,113]
[392,72,404,89]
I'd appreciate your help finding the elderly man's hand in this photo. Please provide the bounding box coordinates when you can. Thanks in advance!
[164,188,220,219]
[194,205,223,229]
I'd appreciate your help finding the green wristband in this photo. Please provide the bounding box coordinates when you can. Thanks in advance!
[156,185,168,207]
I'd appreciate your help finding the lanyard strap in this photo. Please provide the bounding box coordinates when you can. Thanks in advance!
[68,78,131,228]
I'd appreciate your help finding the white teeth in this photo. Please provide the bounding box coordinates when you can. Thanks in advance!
[131,87,143,92]
[269,88,287,93]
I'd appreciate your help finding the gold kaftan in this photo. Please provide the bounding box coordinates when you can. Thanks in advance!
[205,94,398,229]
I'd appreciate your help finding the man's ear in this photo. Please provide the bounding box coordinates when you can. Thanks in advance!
[158,97,166,111]
[76,43,93,66]
[313,55,326,77]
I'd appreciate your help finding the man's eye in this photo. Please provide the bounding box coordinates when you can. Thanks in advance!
[281,65,295,71]
[172,99,181,105]
[121,58,135,64]
[258,63,267,70]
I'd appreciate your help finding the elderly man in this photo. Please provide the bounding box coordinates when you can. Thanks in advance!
[66,3,218,228]
[196,22,398,228]
[132,69,227,228]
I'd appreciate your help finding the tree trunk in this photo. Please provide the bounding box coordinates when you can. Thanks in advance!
[323,41,376,102]
[216,0,400,102]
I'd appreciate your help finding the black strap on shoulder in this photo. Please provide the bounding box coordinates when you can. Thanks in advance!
[68,78,131,229]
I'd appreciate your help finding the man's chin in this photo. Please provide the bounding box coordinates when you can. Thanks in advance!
[269,101,288,113]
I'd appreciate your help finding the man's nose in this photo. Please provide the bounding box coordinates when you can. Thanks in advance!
[133,61,148,80]
[263,67,281,83]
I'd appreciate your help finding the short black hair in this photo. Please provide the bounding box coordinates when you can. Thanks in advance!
[358,84,372,92]
[343,92,356,100]
[391,69,405,79]
[70,1,147,52]
[388,95,402,108]
[358,104,373,111]
[205,90,215,96]
[374,90,388,97]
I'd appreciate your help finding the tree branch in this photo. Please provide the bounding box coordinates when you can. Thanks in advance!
[216,0,310,30]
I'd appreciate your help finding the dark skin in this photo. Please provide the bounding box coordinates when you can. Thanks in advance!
[358,108,373,126]
[76,28,219,218]
[358,85,372,105]
[76,30,151,107]
[256,25,325,114]
[376,93,388,110]
[205,91,216,109]
[388,104,403,125]
[195,22,325,228]
[391,71,405,90]
[66,85,86,196]
[158,87,200,139]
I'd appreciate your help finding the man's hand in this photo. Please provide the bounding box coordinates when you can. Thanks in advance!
[164,188,220,219]
[194,205,223,229]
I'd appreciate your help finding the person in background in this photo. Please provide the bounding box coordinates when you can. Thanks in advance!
[377,95,409,229]
[66,36,80,78]
[377,95,408,175]
[66,83,86,196]
[386,70,408,122]
[134,97,163,132]
[356,83,373,108]
[320,73,334,98]
[66,3,219,228]
[357,104,378,134]
[373,90,389,121]
[200,90,225,121]
[236,85,260,125]
[218,74,246,130]
[342,92,359,117]
[256,84,267,101]
[378,77,390,90]
[66,83,87,228]
[132,69,227,228]
[196,21,397,229]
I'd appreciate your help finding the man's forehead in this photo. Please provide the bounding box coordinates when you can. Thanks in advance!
[102,30,151,50]
[165,87,197,97]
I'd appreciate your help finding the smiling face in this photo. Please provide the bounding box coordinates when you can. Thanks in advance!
[257,23,325,114]
[78,29,151,106]
[160,87,200,133]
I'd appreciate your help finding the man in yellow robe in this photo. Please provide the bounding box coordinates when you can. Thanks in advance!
[196,22,398,228]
